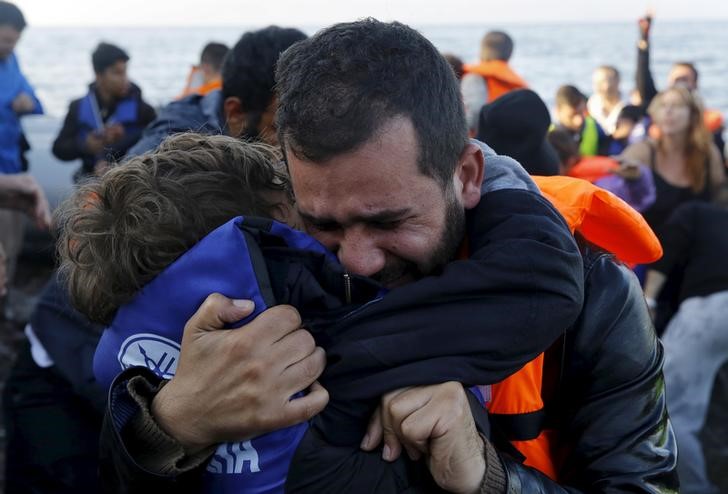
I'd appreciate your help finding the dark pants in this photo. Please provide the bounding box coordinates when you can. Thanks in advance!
[3,343,102,494]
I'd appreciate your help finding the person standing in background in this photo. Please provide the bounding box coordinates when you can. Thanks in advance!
[461,30,527,135]
[52,42,156,181]
[587,65,626,135]
[0,0,43,319]
[178,42,229,98]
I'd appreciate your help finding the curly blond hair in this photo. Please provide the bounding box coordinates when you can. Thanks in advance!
[56,133,291,325]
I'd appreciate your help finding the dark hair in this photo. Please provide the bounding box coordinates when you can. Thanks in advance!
[547,128,580,166]
[673,61,699,84]
[555,84,587,108]
[616,104,643,124]
[200,41,229,72]
[276,19,467,187]
[56,133,291,325]
[0,1,25,31]
[443,53,464,80]
[92,42,129,74]
[481,31,513,61]
[222,26,306,137]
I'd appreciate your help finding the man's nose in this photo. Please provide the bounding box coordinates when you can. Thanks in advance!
[336,229,386,277]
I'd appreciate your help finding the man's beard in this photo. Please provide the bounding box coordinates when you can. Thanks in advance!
[371,192,465,287]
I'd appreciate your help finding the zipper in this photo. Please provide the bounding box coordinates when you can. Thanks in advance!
[343,272,352,304]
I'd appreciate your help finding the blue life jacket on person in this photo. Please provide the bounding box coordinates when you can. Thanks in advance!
[0,53,43,173]
[76,88,140,146]
[94,216,383,493]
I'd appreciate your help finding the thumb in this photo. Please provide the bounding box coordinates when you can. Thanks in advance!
[183,293,256,338]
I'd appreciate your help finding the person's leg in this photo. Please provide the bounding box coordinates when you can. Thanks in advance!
[662,291,728,494]
[3,342,102,494]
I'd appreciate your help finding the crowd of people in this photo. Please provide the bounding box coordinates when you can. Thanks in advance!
[2,0,728,492]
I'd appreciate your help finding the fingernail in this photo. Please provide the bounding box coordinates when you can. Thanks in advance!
[382,444,391,461]
[360,434,370,450]
[232,299,254,310]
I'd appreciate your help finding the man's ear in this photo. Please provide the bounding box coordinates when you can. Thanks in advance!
[455,143,485,210]
[222,96,246,137]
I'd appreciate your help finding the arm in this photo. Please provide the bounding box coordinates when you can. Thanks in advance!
[708,144,726,195]
[461,73,488,135]
[98,295,328,492]
[0,174,51,229]
[636,14,658,111]
[500,254,678,493]
[105,101,158,162]
[619,141,651,166]
[125,99,206,158]
[10,68,43,116]
[52,101,87,162]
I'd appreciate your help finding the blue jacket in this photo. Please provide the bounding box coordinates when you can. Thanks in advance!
[0,53,43,173]
[52,83,156,178]
[127,90,224,157]
[95,216,380,494]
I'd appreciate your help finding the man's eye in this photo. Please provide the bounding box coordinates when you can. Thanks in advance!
[310,222,339,232]
[372,220,402,230]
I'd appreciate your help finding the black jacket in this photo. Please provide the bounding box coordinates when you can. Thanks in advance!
[52,82,156,178]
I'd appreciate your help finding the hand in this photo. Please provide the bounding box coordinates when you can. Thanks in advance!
[84,132,105,155]
[614,162,642,181]
[102,123,125,145]
[11,92,35,114]
[151,294,329,454]
[638,11,653,40]
[361,382,486,494]
[0,174,51,230]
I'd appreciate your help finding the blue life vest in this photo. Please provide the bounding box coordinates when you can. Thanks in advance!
[77,90,140,146]
[94,217,340,493]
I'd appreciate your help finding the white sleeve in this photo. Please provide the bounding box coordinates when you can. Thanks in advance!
[461,73,488,135]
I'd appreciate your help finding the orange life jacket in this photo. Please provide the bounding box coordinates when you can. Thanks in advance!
[485,176,662,479]
[566,156,619,183]
[463,60,528,102]
[177,66,223,99]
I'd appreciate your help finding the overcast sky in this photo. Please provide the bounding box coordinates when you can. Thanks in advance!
[16,0,728,27]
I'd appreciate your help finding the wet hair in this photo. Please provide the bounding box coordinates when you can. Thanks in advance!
[443,53,464,80]
[276,18,467,188]
[547,128,580,167]
[555,84,587,109]
[672,61,699,85]
[222,26,307,138]
[92,42,129,74]
[595,65,620,82]
[616,104,643,124]
[0,1,25,31]
[481,31,514,61]
[648,86,712,193]
[56,133,291,325]
[200,42,229,72]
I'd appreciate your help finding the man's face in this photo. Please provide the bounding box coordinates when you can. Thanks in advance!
[668,65,697,91]
[288,117,466,288]
[0,25,20,61]
[96,60,130,99]
[556,102,586,132]
[592,69,617,97]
